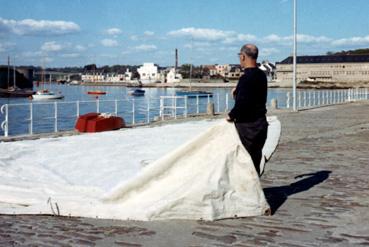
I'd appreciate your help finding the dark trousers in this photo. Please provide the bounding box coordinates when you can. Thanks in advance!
[235,118,268,176]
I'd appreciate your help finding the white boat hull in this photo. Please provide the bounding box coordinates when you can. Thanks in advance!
[32,94,64,100]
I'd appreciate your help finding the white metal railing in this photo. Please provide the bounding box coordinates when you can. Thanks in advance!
[2,89,368,137]
[285,88,368,110]
[0,94,224,137]
[0,104,8,137]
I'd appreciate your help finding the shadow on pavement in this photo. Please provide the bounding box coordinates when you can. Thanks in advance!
[263,170,332,215]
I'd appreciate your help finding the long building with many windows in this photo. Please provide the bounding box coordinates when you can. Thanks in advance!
[276,54,369,85]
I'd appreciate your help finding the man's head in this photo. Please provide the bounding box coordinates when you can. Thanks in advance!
[239,44,258,68]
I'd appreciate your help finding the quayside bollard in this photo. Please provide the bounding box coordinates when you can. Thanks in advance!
[271,98,278,109]
[207,102,215,116]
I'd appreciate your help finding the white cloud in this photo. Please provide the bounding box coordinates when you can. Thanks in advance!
[184,41,212,49]
[297,34,332,43]
[22,51,43,58]
[331,35,369,46]
[263,33,331,44]
[0,42,15,52]
[0,18,80,36]
[260,48,280,57]
[75,45,86,51]
[41,41,63,52]
[134,44,157,51]
[223,33,257,44]
[144,31,155,36]
[101,39,119,47]
[130,35,138,41]
[168,27,234,41]
[61,53,80,58]
[168,27,257,45]
[106,28,122,36]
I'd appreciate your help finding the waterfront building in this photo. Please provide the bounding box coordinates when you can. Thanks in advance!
[81,69,132,83]
[259,61,276,82]
[276,54,369,84]
[166,68,182,83]
[202,65,217,77]
[215,64,231,78]
[81,72,105,82]
[226,65,243,79]
[137,63,161,84]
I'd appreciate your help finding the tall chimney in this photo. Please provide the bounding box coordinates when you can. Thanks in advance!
[175,48,178,71]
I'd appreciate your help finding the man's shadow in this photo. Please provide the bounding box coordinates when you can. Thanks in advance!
[263,170,331,214]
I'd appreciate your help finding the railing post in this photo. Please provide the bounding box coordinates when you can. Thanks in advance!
[347,89,351,102]
[54,102,58,132]
[160,97,164,120]
[225,93,229,112]
[308,91,311,107]
[317,91,320,106]
[76,100,80,117]
[132,98,135,125]
[196,95,199,114]
[207,94,210,104]
[286,91,291,109]
[331,90,334,104]
[96,98,100,113]
[184,96,188,118]
[29,103,33,135]
[366,88,368,100]
[0,104,9,137]
[146,99,150,124]
[313,91,316,106]
[174,96,177,119]
[298,91,301,108]
[217,93,220,113]
[115,99,118,116]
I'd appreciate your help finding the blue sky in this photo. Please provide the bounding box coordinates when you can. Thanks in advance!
[1,0,369,67]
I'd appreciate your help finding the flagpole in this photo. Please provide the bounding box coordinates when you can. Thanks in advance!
[292,0,297,111]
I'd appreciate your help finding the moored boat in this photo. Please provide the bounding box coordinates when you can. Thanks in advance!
[128,89,145,96]
[32,89,64,100]
[87,90,107,95]
[175,90,213,98]
[0,88,34,98]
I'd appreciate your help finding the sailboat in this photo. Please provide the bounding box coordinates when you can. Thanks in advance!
[32,62,64,100]
[0,56,34,98]
[174,47,213,98]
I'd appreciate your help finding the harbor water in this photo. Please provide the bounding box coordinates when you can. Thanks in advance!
[0,84,290,136]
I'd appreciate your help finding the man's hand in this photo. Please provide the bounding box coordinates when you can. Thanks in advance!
[231,88,236,99]
[226,115,233,122]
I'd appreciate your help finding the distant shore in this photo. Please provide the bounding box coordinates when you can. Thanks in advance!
[76,79,369,89]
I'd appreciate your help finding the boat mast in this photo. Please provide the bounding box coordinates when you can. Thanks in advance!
[189,38,193,91]
[292,0,297,111]
[13,57,16,88]
[7,56,10,89]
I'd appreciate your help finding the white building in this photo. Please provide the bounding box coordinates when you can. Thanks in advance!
[81,73,105,82]
[81,69,133,83]
[137,63,161,84]
[166,68,182,83]
[215,64,231,77]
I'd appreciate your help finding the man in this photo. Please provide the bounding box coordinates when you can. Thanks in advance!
[227,44,268,176]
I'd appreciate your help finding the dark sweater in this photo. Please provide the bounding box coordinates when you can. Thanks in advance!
[228,67,267,122]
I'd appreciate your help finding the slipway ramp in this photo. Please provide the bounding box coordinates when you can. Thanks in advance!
[0,117,280,221]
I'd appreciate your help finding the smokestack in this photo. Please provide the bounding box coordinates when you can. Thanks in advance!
[175,48,178,71]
